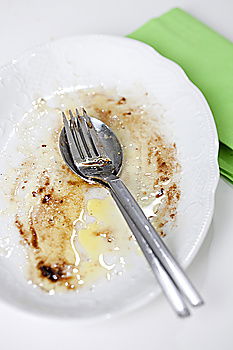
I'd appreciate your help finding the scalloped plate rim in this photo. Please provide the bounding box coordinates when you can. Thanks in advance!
[0,35,219,320]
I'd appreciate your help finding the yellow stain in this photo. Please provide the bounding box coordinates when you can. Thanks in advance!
[70,195,136,286]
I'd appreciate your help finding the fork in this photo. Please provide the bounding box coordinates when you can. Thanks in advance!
[60,112,190,316]
[62,108,204,313]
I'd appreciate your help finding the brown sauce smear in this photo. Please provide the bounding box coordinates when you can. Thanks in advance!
[12,88,180,292]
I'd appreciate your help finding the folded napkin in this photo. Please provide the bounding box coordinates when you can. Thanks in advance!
[128,8,233,183]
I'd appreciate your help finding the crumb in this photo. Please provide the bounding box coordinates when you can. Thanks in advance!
[117,97,126,105]
[156,188,164,198]
[41,194,51,204]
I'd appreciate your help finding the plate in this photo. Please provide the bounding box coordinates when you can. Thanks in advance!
[0,35,219,320]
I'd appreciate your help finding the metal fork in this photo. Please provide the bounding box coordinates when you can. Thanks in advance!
[62,108,204,314]
[60,113,189,317]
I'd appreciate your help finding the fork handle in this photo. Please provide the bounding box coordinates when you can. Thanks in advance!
[110,189,190,317]
[107,175,204,307]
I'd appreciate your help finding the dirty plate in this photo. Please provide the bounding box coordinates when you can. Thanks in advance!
[0,35,219,320]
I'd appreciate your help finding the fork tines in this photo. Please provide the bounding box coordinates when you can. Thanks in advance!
[62,108,106,164]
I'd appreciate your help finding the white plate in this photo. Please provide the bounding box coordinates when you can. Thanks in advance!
[0,35,219,320]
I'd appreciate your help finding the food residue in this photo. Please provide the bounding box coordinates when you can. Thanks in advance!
[0,87,181,293]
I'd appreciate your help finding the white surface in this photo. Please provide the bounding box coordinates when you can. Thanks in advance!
[0,0,232,348]
[0,34,219,318]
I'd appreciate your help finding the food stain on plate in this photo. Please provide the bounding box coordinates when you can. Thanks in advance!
[0,87,181,293]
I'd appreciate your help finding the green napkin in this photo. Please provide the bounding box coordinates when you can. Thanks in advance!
[128,8,233,183]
